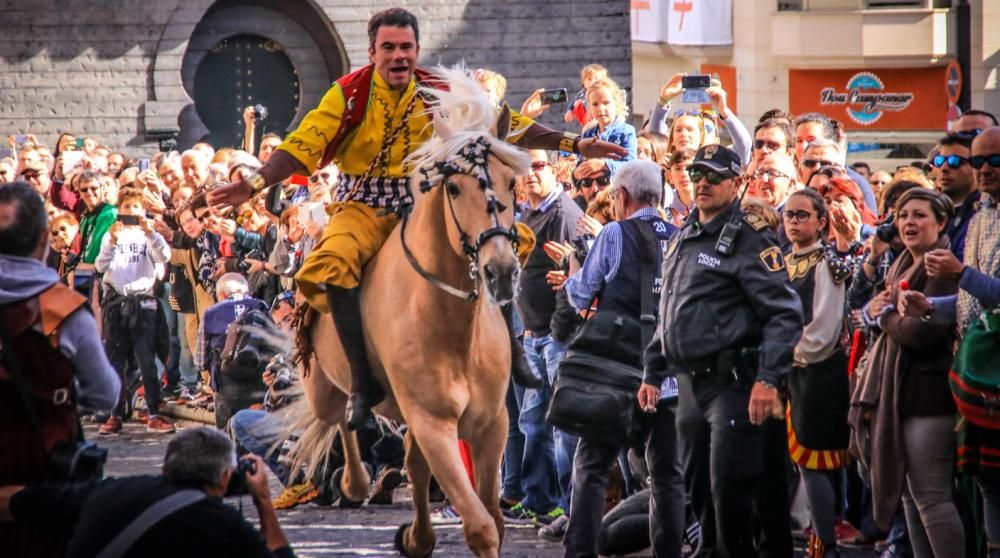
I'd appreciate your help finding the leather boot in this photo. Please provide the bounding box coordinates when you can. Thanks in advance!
[326,286,383,431]
[502,304,541,389]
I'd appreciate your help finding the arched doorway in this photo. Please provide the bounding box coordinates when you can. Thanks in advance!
[192,34,300,149]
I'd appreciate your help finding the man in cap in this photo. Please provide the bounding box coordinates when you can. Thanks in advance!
[639,144,803,557]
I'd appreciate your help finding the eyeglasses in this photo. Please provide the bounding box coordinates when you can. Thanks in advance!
[803,159,836,169]
[782,210,814,223]
[272,290,296,308]
[21,171,44,180]
[954,129,983,141]
[970,154,1000,170]
[575,175,610,188]
[688,168,728,185]
[753,170,791,182]
[50,225,72,235]
[931,154,969,169]
[674,109,715,119]
[309,173,332,183]
[78,186,101,193]
[530,161,552,172]
[754,139,783,151]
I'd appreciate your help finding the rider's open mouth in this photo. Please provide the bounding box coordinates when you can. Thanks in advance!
[389,65,409,76]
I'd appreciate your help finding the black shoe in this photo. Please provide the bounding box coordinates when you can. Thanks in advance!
[326,286,384,431]
[502,305,541,389]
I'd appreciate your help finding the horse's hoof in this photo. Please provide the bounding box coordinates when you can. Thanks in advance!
[394,522,435,558]
[331,467,364,508]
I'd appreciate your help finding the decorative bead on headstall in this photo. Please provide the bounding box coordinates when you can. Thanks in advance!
[401,135,519,301]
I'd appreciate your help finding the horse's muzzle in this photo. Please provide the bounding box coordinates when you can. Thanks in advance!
[482,261,520,305]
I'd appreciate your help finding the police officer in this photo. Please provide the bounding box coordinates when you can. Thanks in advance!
[638,145,803,557]
[195,273,270,428]
[561,160,681,558]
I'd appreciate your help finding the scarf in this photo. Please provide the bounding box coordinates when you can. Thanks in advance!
[194,231,221,293]
[848,235,948,531]
[958,196,1000,329]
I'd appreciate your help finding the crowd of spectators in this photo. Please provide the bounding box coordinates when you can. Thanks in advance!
[2,59,1000,558]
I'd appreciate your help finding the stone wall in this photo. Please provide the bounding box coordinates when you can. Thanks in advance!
[0,0,631,157]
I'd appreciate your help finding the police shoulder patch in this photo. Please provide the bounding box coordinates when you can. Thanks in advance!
[743,212,768,232]
[759,246,785,272]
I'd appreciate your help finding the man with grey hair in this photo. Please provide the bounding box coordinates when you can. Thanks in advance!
[0,427,294,557]
[560,159,681,555]
[180,149,210,190]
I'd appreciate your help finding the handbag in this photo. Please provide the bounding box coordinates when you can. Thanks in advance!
[949,306,1000,429]
[546,220,658,448]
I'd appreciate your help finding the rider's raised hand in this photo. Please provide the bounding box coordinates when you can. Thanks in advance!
[206,178,253,208]
[577,137,627,160]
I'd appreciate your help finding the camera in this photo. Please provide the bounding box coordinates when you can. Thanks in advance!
[571,234,595,264]
[252,104,269,122]
[267,354,294,391]
[225,456,258,496]
[875,214,897,243]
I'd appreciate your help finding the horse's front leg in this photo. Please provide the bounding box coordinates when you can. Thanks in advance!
[394,430,436,558]
[407,411,500,558]
[470,408,508,550]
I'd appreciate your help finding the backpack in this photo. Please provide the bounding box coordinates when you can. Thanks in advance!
[949,306,1000,429]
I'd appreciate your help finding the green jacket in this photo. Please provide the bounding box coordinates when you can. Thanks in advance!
[79,203,117,264]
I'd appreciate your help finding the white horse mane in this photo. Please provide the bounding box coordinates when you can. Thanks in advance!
[407,65,531,178]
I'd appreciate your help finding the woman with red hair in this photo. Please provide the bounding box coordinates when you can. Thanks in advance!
[817,177,878,253]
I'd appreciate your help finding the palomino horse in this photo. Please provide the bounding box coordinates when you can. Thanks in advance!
[295,67,530,558]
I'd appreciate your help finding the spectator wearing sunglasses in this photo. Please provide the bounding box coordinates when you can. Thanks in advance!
[953,109,997,138]
[76,171,117,266]
[869,170,893,205]
[798,139,843,184]
[933,134,979,260]
[571,167,611,211]
[19,162,51,199]
[752,118,795,166]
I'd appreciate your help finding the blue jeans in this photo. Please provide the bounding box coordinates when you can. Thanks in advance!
[176,313,198,389]
[520,334,575,513]
[230,409,289,485]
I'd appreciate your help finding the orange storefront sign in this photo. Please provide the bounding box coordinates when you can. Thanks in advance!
[789,65,959,131]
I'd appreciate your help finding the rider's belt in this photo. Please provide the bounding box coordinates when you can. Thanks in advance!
[334,174,412,211]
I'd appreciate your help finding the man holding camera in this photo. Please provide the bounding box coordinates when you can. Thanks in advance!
[0,182,120,557]
[639,145,802,557]
[1,427,295,558]
[196,273,271,428]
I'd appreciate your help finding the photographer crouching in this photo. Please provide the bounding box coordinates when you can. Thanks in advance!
[0,182,120,557]
[0,427,296,557]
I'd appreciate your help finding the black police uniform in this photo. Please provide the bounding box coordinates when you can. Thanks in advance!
[643,199,802,558]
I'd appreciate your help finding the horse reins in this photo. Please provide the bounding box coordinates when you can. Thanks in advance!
[400,136,519,302]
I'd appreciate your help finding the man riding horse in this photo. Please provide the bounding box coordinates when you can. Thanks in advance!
[209,7,626,430]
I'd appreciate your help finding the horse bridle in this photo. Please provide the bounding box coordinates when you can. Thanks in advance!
[400,136,519,301]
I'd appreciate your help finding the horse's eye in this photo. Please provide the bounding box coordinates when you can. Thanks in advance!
[446,182,460,197]
[495,201,508,213]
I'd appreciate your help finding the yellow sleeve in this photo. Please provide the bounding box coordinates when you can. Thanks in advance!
[506,108,534,144]
[276,83,346,173]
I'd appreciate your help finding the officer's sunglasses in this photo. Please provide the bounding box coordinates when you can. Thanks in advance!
[688,168,727,185]
[931,154,969,169]
[575,175,610,189]
[970,154,1000,170]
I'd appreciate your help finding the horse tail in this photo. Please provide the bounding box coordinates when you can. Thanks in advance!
[278,398,338,485]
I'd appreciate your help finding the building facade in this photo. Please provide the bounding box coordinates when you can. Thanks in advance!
[631,0,999,165]
[0,0,632,155]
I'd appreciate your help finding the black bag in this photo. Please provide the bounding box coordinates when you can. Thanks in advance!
[546,220,659,448]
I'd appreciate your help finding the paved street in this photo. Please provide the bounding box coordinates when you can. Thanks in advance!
[87,421,876,557]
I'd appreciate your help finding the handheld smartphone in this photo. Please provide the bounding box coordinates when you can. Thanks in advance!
[13,135,27,147]
[138,159,150,172]
[117,214,141,226]
[539,88,568,106]
[75,138,85,149]
[62,151,85,175]
[681,74,711,90]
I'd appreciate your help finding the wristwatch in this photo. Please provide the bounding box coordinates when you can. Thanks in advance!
[921,298,936,322]
[247,172,267,193]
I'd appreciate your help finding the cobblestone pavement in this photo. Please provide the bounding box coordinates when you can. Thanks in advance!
[86,421,875,557]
